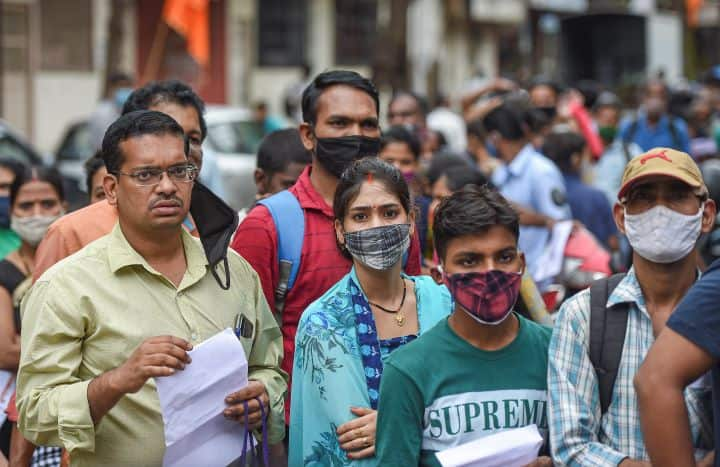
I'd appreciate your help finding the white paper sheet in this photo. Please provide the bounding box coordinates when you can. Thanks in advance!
[155,328,253,467]
[0,370,14,425]
[435,424,543,467]
[532,220,574,285]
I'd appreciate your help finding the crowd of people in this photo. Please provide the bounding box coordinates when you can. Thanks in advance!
[1,66,720,467]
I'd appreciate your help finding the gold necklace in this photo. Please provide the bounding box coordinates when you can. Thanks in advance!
[368,279,407,327]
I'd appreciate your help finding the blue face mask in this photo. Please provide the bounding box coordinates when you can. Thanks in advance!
[114,87,133,108]
[0,196,10,229]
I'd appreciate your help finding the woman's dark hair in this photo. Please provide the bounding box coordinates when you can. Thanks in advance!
[542,131,586,174]
[333,158,412,258]
[10,166,65,207]
[334,158,412,221]
[433,185,519,261]
[482,103,526,141]
[0,158,27,187]
[301,70,379,125]
[380,125,421,161]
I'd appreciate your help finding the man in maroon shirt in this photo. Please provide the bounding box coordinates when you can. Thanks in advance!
[231,70,422,423]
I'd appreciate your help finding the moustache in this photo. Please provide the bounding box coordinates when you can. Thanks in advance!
[149,197,184,209]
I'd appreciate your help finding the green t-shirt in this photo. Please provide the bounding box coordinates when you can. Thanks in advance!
[0,228,20,259]
[376,313,552,467]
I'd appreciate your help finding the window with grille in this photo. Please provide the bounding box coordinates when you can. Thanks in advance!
[335,0,377,65]
[40,0,93,71]
[257,0,307,66]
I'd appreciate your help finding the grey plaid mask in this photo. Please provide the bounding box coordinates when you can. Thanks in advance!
[343,223,411,270]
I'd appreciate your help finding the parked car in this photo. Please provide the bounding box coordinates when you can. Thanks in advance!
[0,120,44,166]
[53,119,95,210]
[203,106,268,211]
[52,106,273,211]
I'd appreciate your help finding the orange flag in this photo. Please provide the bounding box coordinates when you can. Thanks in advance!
[162,0,210,67]
[686,0,704,27]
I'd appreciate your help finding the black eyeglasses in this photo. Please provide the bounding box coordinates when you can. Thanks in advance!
[113,164,198,187]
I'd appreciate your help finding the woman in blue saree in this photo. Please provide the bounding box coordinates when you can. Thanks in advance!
[289,158,451,466]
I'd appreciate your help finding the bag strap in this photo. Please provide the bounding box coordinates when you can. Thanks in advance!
[589,273,629,415]
[623,119,639,146]
[239,397,269,466]
[668,117,681,150]
[258,190,305,318]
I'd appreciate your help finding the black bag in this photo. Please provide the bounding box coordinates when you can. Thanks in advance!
[588,273,629,415]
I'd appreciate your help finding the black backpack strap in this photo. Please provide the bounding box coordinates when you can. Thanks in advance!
[668,117,681,150]
[589,273,629,415]
[621,141,632,163]
[624,119,639,146]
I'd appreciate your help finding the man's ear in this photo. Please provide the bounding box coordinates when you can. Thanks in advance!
[103,173,119,207]
[613,202,626,235]
[701,199,717,234]
[254,168,267,194]
[299,123,315,152]
[518,250,527,275]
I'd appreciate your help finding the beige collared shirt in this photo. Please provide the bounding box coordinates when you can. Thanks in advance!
[17,223,286,466]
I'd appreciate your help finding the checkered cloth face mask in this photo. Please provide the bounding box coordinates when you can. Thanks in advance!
[344,223,411,270]
[444,269,523,325]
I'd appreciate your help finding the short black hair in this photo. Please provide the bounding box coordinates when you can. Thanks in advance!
[257,128,311,175]
[542,131,586,174]
[122,80,207,140]
[427,152,472,185]
[84,150,106,195]
[441,165,490,192]
[528,76,561,95]
[389,91,430,117]
[466,118,486,140]
[333,158,412,259]
[108,72,133,87]
[482,103,526,141]
[433,185,519,260]
[101,110,186,175]
[380,125,421,161]
[301,70,379,125]
[10,166,65,207]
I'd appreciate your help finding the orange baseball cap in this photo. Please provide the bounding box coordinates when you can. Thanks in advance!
[617,147,706,200]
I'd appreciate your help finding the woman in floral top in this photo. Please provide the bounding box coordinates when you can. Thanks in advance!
[289,158,450,466]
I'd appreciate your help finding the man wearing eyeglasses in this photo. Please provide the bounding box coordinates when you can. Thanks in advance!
[15,111,287,466]
[33,80,213,280]
[547,148,716,467]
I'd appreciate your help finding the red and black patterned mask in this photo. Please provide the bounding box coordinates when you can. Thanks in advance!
[444,269,522,325]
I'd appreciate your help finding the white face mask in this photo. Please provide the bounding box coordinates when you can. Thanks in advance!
[11,213,62,247]
[624,204,704,264]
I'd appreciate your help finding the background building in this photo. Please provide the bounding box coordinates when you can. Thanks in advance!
[1,0,717,152]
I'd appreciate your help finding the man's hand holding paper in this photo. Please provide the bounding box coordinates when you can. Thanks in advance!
[223,380,269,429]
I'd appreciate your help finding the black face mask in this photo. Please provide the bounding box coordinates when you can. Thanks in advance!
[189,181,239,290]
[536,106,557,121]
[314,134,381,178]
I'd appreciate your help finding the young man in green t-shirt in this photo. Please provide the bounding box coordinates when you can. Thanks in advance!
[376,185,553,467]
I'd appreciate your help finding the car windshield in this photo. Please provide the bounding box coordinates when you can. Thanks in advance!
[206,120,264,154]
[57,123,93,161]
[0,135,38,165]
